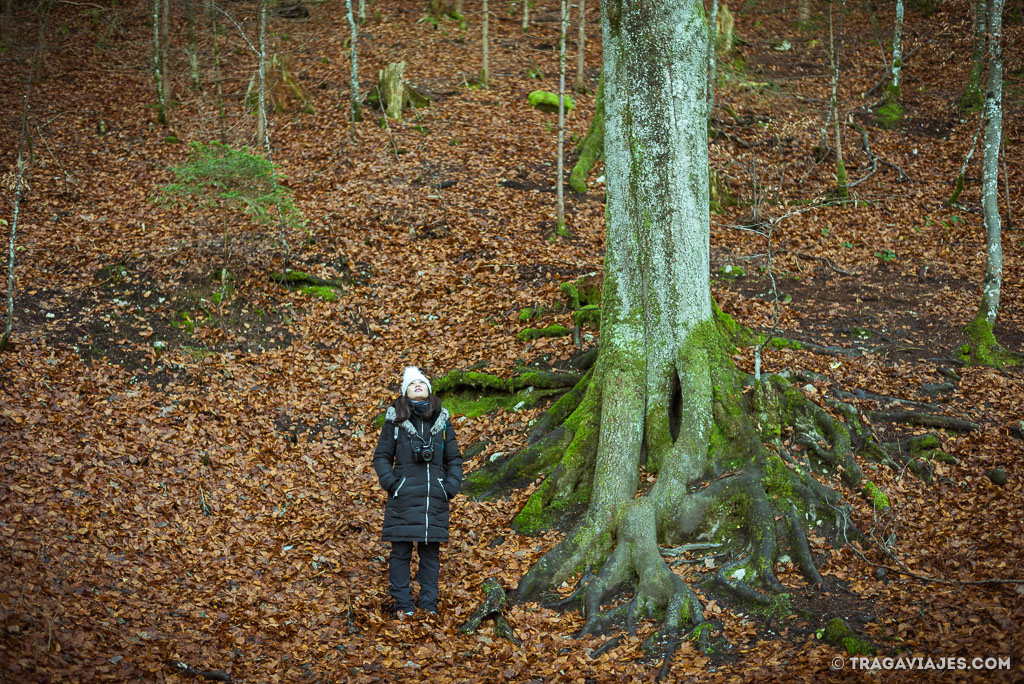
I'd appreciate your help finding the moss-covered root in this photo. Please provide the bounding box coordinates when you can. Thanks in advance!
[578,499,705,639]
[515,509,614,604]
[569,71,605,195]
[959,314,1022,368]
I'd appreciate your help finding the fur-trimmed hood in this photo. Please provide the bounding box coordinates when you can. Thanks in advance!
[385,406,450,437]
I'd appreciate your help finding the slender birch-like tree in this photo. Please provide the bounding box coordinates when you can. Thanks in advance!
[3,1,48,352]
[964,0,1013,365]
[346,0,361,122]
[481,0,489,86]
[828,1,848,197]
[574,0,587,93]
[556,0,569,231]
[961,0,987,111]
[152,0,168,124]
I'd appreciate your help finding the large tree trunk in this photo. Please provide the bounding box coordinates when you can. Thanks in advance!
[495,0,864,653]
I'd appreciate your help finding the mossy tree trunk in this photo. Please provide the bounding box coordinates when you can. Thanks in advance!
[961,0,987,112]
[569,70,603,194]
[502,0,863,650]
[887,0,903,103]
[964,0,1008,365]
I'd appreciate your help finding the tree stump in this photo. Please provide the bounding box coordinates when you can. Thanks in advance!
[380,62,406,120]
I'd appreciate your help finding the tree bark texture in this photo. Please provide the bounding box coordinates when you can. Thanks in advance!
[575,0,587,93]
[889,0,903,97]
[160,0,171,106]
[256,0,268,143]
[707,0,719,123]
[978,0,1003,326]
[481,0,490,85]
[496,0,865,647]
[961,0,987,111]
[557,0,568,229]
[829,1,848,197]
[152,0,168,125]
[346,0,361,122]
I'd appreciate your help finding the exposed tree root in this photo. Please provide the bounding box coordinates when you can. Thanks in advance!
[458,577,521,645]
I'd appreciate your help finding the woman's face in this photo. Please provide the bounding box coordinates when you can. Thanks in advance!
[406,380,429,400]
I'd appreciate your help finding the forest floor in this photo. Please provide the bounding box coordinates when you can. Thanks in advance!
[1,0,1023,681]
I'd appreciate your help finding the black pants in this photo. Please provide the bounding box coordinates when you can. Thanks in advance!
[389,541,440,611]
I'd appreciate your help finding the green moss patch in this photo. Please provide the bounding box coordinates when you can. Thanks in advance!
[528,90,576,114]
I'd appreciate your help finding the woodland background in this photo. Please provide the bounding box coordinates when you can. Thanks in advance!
[0,0,1023,681]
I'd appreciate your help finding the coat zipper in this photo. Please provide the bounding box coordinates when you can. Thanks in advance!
[425,463,431,542]
[394,476,406,497]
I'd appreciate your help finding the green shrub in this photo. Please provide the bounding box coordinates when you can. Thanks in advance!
[155,142,304,229]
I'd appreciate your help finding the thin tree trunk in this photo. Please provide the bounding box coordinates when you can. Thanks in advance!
[961,0,987,111]
[481,0,489,85]
[160,0,171,107]
[186,0,200,90]
[556,0,568,231]
[346,0,361,122]
[978,0,1004,326]
[358,0,366,24]
[209,1,227,143]
[153,0,168,125]
[522,0,529,32]
[829,1,848,197]
[798,0,811,24]
[3,1,48,352]
[256,0,268,143]
[574,0,586,92]
[707,0,719,124]
[889,0,903,98]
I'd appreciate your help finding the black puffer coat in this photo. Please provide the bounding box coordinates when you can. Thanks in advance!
[372,404,463,543]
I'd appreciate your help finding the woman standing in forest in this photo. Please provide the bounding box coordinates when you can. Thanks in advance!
[372,366,463,618]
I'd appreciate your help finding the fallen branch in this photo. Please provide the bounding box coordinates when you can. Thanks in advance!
[168,660,231,682]
[867,410,980,432]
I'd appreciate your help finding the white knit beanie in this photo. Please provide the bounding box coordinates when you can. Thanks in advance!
[401,366,431,396]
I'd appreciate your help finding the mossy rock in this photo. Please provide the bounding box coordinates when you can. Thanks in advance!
[528,90,575,114]
[822,618,875,656]
[560,274,601,310]
[876,101,904,129]
[907,432,953,463]
[718,264,747,280]
[862,480,890,509]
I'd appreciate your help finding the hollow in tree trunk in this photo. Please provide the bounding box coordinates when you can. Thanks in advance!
[475,0,868,657]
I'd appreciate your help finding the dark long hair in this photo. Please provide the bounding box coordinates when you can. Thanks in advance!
[393,394,441,423]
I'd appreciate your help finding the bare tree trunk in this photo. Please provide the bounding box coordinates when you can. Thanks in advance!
[522,0,530,32]
[829,1,848,198]
[358,0,366,24]
[153,0,168,125]
[978,0,1004,326]
[889,0,903,97]
[256,0,268,143]
[707,0,719,124]
[160,0,172,107]
[798,0,811,24]
[961,0,987,111]
[556,0,568,232]
[3,1,48,352]
[186,0,201,90]
[209,1,227,143]
[346,0,361,122]
[574,0,586,93]
[481,0,489,86]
